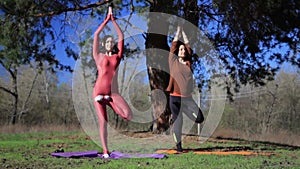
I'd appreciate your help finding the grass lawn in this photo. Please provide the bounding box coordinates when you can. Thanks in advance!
[0,130,299,169]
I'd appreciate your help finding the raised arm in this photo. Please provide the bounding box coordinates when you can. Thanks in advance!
[169,26,181,63]
[182,29,192,56]
[93,14,110,59]
[111,14,124,58]
[173,25,181,42]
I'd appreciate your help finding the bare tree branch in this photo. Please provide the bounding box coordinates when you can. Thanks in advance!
[0,86,15,96]
[34,0,112,17]
[21,70,39,113]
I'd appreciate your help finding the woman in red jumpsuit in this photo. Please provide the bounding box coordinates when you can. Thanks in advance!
[93,5,132,158]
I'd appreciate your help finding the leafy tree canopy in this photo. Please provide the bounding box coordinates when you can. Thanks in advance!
[208,0,299,86]
[0,0,299,87]
[0,0,107,72]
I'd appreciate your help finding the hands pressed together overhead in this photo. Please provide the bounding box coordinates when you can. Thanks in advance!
[105,4,115,21]
[174,25,189,44]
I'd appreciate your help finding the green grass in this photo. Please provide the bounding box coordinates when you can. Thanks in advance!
[0,131,299,169]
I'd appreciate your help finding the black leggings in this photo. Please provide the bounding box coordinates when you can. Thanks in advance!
[169,95,204,145]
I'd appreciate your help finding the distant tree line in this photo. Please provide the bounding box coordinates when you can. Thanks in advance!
[219,69,300,137]
[0,65,299,140]
[0,64,78,126]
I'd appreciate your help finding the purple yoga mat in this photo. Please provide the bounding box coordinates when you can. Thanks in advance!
[51,150,167,159]
[51,150,99,158]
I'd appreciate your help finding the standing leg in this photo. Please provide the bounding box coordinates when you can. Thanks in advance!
[93,101,109,154]
[169,96,183,152]
[108,93,132,120]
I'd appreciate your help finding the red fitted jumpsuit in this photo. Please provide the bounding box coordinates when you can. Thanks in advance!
[92,13,132,155]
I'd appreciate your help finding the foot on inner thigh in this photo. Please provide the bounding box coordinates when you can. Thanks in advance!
[104,95,111,101]
[95,95,112,102]
[94,95,103,102]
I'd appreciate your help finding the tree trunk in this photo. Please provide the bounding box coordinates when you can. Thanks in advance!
[18,70,39,123]
[146,0,199,133]
[145,0,200,133]
[146,0,173,133]
[10,67,18,125]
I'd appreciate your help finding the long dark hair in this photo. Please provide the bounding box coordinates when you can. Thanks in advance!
[100,35,119,54]
[174,41,192,63]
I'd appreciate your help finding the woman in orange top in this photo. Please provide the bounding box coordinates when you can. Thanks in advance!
[93,4,132,158]
[166,25,204,153]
